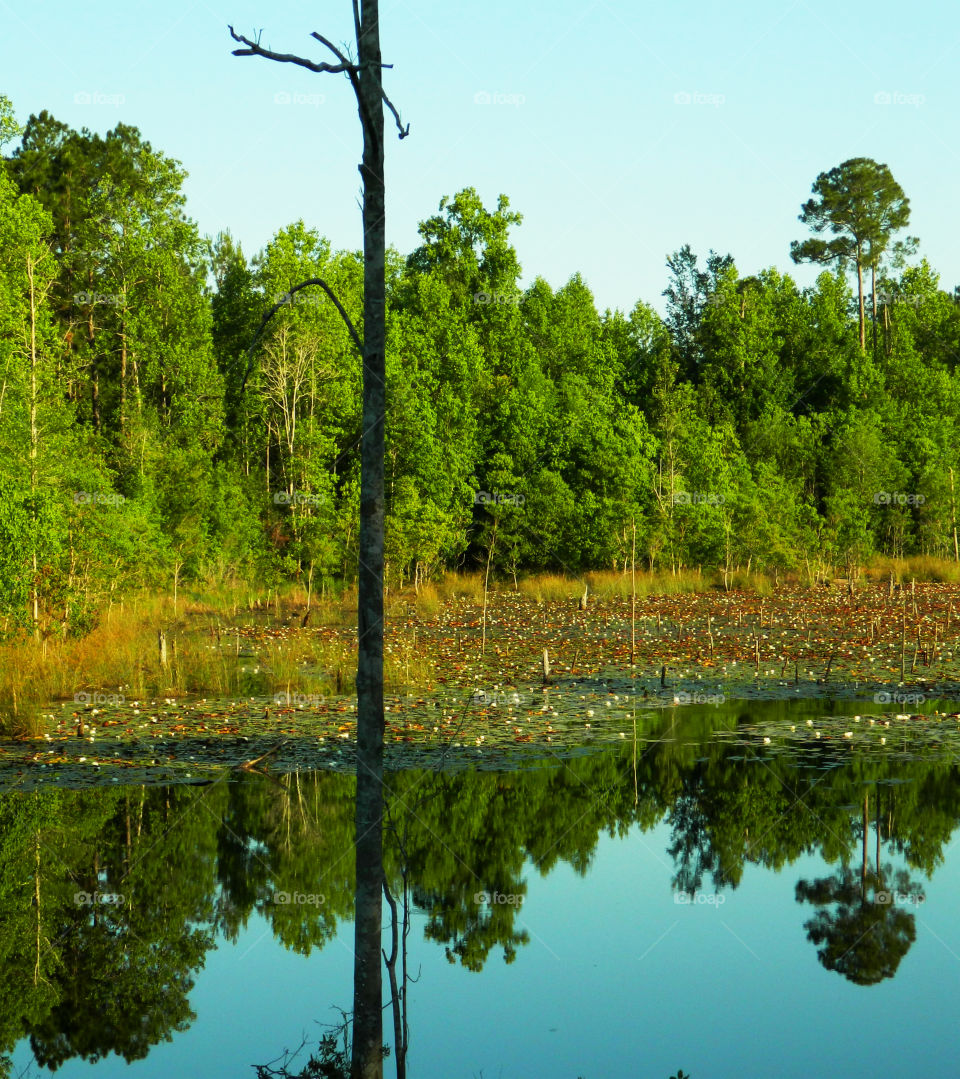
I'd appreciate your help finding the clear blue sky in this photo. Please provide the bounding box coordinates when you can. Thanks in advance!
[3,0,958,313]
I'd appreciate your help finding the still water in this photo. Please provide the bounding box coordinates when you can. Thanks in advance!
[6,699,960,1078]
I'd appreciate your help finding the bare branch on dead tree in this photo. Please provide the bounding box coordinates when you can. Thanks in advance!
[228,25,409,140]
[229,25,354,74]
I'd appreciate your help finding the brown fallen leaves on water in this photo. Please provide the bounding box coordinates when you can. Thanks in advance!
[4,579,960,787]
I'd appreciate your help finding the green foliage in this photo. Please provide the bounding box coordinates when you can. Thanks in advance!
[2,99,959,615]
[791,157,912,349]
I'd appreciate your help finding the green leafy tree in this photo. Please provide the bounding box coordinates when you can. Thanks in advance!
[791,158,911,350]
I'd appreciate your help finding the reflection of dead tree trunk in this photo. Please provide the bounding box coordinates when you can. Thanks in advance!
[34,833,42,985]
[875,784,881,874]
[230,7,408,1077]
[861,792,869,901]
[382,878,409,1079]
[382,795,416,1079]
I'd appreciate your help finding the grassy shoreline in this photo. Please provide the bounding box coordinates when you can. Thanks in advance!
[4,560,960,736]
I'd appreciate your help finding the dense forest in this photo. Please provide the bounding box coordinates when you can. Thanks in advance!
[3,93,960,641]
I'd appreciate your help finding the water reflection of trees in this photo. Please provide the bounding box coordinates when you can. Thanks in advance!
[2,716,959,1070]
[796,788,925,985]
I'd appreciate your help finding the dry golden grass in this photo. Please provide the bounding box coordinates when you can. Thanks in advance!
[0,572,450,732]
[412,582,442,618]
[585,568,714,599]
[0,583,358,733]
[867,555,960,585]
[432,572,485,603]
[7,557,960,733]
[727,571,774,596]
[517,573,575,603]
[514,568,714,603]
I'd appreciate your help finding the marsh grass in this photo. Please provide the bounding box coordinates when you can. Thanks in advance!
[727,571,774,596]
[867,555,960,585]
[7,558,960,734]
[0,582,356,732]
[412,582,442,618]
[432,572,486,603]
[586,568,715,599]
[0,575,445,733]
[518,568,714,603]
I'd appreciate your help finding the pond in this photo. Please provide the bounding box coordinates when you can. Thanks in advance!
[5,697,960,1078]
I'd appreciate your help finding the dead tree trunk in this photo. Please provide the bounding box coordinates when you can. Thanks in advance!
[353,11,388,1072]
[229,9,408,1077]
